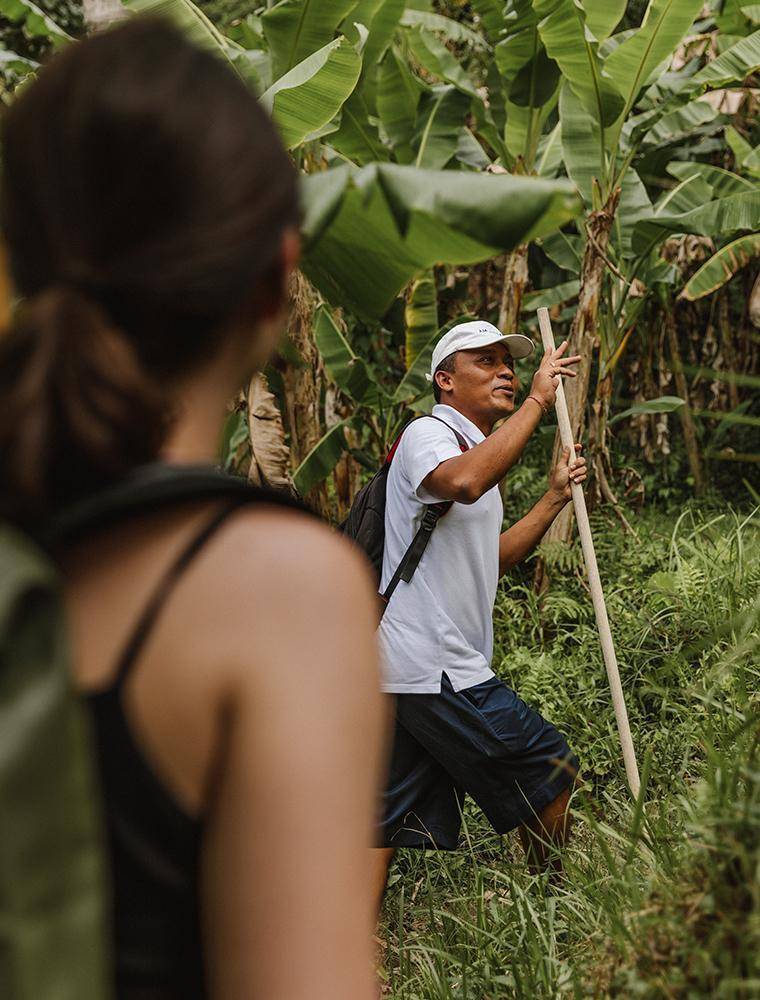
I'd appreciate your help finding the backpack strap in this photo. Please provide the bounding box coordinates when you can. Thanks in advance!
[380,415,469,614]
[43,462,308,550]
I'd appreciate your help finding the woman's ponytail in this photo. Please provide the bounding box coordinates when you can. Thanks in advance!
[0,286,167,522]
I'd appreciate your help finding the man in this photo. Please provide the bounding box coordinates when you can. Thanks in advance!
[375,319,585,896]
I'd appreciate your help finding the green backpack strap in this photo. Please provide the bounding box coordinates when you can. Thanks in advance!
[0,525,112,1000]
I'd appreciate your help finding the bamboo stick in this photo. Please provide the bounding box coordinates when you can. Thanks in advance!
[537,307,641,798]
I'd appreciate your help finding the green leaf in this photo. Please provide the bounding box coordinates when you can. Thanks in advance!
[313,305,383,403]
[357,0,405,83]
[533,0,624,126]
[521,279,580,310]
[688,28,760,89]
[541,229,583,273]
[0,0,70,44]
[537,121,563,176]
[559,81,600,206]
[329,89,389,164]
[300,162,581,321]
[262,0,357,80]
[470,0,507,42]
[680,233,760,300]
[614,167,653,258]
[635,97,719,149]
[603,0,704,118]
[406,26,480,98]
[655,172,714,215]
[584,0,627,41]
[393,324,442,402]
[632,190,760,255]
[725,124,754,169]
[400,9,491,49]
[508,47,560,107]
[405,271,438,367]
[609,395,685,424]
[412,86,470,169]
[667,161,756,198]
[743,144,760,178]
[261,37,362,149]
[376,46,424,158]
[292,421,348,495]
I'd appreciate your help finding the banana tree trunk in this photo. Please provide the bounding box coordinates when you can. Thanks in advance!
[498,244,529,334]
[282,271,331,519]
[534,187,621,593]
[664,307,705,497]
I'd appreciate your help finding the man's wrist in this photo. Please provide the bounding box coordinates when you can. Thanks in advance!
[545,486,569,510]
[525,394,548,417]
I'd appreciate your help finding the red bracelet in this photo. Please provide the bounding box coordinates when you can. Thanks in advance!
[527,394,548,416]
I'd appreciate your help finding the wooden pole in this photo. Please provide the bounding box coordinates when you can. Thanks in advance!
[537,307,641,798]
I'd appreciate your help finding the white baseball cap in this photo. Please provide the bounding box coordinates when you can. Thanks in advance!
[425,320,535,383]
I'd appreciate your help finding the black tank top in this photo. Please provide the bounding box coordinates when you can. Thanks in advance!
[85,502,246,999]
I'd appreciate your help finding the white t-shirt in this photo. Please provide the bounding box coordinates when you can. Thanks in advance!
[377,404,503,694]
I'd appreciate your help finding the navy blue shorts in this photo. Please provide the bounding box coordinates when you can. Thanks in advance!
[381,673,578,850]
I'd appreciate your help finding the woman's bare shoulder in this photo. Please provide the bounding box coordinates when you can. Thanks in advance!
[186,503,378,686]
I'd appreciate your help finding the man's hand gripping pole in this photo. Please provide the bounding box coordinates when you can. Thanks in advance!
[537,307,641,799]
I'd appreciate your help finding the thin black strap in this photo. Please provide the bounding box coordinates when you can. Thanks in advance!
[379,415,470,617]
[111,500,245,687]
[380,502,450,614]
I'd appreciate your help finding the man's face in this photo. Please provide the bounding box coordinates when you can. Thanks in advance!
[436,343,516,419]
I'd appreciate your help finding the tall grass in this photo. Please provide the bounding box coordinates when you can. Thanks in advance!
[380,504,760,998]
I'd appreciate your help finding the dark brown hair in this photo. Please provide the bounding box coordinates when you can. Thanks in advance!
[0,17,298,521]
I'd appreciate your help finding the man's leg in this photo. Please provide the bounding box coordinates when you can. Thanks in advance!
[518,786,572,873]
[372,847,395,913]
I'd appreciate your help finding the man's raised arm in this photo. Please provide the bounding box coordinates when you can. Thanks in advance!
[422,342,580,504]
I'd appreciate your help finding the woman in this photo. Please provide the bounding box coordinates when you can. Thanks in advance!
[0,18,383,1000]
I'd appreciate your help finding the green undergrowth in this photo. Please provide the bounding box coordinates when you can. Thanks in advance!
[380,502,760,998]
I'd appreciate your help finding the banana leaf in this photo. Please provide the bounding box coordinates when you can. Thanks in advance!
[583,0,627,41]
[406,25,480,98]
[632,189,760,255]
[261,36,362,149]
[655,172,714,215]
[313,304,383,404]
[376,46,424,160]
[608,395,685,424]
[667,161,756,197]
[688,27,760,88]
[262,0,357,80]
[521,279,580,311]
[412,86,470,169]
[0,0,70,43]
[604,0,703,117]
[532,0,623,126]
[400,9,491,49]
[614,167,653,257]
[559,82,600,206]
[329,89,390,164]
[540,230,583,273]
[356,0,405,86]
[680,233,760,300]
[392,324,444,402]
[300,161,581,321]
[405,271,438,367]
[292,420,349,495]
[469,0,507,42]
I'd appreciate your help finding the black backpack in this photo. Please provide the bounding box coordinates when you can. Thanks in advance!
[0,464,306,1000]
[341,415,468,615]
